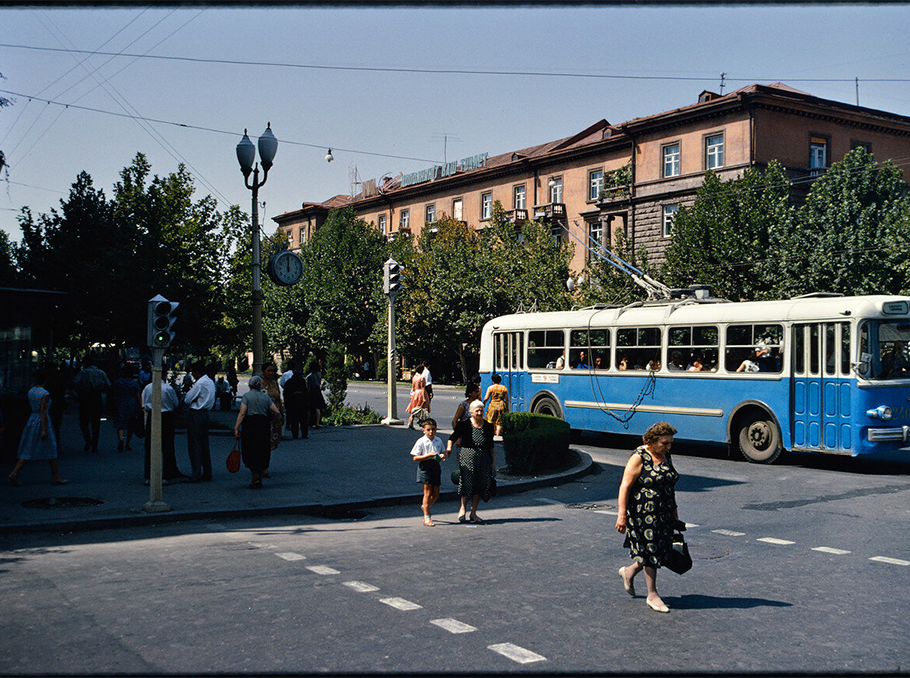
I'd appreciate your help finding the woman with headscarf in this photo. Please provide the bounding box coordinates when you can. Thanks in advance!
[233,375,281,489]
[445,399,495,524]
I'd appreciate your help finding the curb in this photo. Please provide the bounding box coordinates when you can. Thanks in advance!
[0,451,596,536]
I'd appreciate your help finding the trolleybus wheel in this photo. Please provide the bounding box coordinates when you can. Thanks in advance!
[531,395,563,419]
[736,410,783,464]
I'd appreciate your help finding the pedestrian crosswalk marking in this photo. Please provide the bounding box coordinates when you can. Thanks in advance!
[812,547,850,555]
[712,529,746,537]
[380,597,422,611]
[307,565,340,575]
[869,556,910,566]
[275,552,306,561]
[430,618,476,634]
[757,537,795,545]
[344,581,379,593]
[488,643,546,664]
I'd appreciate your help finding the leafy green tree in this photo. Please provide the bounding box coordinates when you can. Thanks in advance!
[775,148,910,297]
[0,229,19,286]
[660,162,794,301]
[574,229,655,306]
[324,341,349,410]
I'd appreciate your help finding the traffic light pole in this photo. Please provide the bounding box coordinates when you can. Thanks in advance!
[381,291,402,426]
[143,347,170,513]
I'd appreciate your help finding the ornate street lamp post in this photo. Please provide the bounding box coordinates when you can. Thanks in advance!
[236,124,278,377]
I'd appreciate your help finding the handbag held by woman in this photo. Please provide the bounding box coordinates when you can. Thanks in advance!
[226,444,241,473]
[664,529,692,575]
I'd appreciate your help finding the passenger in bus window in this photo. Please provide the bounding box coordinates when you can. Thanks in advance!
[574,351,591,369]
[737,345,767,372]
[686,355,704,372]
[647,359,661,371]
[881,342,910,378]
[668,352,685,371]
[594,356,604,369]
[618,358,628,370]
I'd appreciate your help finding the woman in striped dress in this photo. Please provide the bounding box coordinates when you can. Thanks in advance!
[8,370,68,486]
[446,399,495,524]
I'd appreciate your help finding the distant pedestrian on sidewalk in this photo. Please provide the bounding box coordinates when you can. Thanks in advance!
[446,399,494,524]
[233,375,281,489]
[72,356,110,453]
[8,370,67,487]
[184,361,216,482]
[112,364,142,453]
[282,360,309,440]
[142,369,186,485]
[305,356,326,429]
[262,362,284,454]
[483,373,509,437]
[421,359,434,412]
[410,418,446,527]
[405,361,429,430]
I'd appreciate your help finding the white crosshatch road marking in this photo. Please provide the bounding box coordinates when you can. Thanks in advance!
[869,556,910,566]
[812,547,851,555]
[343,581,380,593]
[275,552,306,561]
[488,643,547,664]
[430,618,476,634]
[379,597,422,611]
[306,565,340,575]
[713,529,746,537]
[757,537,796,545]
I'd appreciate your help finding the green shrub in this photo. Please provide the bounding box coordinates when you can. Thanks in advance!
[500,412,572,476]
[323,403,384,426]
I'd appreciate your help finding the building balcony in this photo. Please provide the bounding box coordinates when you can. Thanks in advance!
[532,202,566,222]
[505,208,529,224]
[598,184,632,203]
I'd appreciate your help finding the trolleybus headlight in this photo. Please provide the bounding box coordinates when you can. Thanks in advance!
[866,406,893,420]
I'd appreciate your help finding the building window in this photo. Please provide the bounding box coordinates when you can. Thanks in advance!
[810,135,828,172]
[453,198,463,221]
[851,140,872,154]
[286,229,294,245]
[400,209,410,230]
[425,204,435,224]
[663,142,680,178]
[588,169,604,201]
[378,214,387,235]
[588,221,604,260]
[298,227,305,245]
[549,177,563,203]
[662,204,678,237]
[513,184,526,210]
[705,133,724,170]
[480,192,493,220]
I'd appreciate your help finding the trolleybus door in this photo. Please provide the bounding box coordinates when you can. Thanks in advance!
[493,331,525,413]
[791,322,852,452]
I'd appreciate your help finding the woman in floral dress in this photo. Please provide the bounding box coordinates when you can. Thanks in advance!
[615,421,680,613]
[482,373,509,436]
[8,370,68,486]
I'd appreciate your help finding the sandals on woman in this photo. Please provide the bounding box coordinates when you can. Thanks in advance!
[423,517,435,527]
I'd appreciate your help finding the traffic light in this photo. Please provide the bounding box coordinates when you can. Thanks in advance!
[383,258,401,296]
[147,294,178,349]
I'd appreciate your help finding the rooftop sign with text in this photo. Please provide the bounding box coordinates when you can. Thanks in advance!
[400,152,489,188]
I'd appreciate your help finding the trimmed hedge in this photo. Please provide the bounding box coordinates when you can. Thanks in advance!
[500,412,572,476]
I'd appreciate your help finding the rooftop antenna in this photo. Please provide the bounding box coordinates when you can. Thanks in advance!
[431,133,461,165]
[720,72,727,95]
[349,161,362,197]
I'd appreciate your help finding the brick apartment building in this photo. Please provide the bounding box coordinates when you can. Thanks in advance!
[274,83,910,272]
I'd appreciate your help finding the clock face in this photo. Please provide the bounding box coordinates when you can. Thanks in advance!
[270,251,303,286]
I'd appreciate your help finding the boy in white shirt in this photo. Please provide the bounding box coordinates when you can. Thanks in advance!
[410,418,446,526]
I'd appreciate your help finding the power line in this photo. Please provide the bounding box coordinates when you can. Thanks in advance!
[4,43,910,84]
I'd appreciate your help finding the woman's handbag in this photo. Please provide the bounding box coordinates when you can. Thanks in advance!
[226,444,241,474]
[664,529,692,575]
[129,410,147,439]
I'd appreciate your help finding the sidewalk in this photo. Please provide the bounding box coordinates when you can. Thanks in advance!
[0,407,594,535]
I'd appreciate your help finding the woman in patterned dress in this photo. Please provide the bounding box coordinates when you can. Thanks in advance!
[405,362,428,430]
[482,373,509,436]
[8,370,68,486]
[446,399,495,524]
[615,421,680,613]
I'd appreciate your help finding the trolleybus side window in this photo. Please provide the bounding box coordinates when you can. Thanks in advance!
[725,323,783,373]
[616,327,661,371]
[569,329,610,369]
[528,330,566,369]
[494,332,524,372]
[668,325,718,372]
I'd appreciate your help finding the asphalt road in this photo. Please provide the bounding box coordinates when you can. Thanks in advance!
[2,435,907,674]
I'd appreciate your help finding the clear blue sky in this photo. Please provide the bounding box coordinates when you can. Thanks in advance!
[2,4,909,243]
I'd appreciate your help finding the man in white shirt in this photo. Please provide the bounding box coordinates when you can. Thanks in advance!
[142,369,185,484]
[184,361,216,482]
[422,359,433,413]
